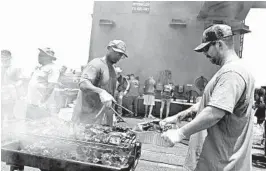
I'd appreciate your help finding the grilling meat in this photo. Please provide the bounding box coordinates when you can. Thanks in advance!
[75,124,135,146]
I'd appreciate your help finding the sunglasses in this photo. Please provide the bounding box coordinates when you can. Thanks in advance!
[203,41,216,53]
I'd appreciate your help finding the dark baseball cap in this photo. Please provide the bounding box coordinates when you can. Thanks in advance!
[194,24,234,52]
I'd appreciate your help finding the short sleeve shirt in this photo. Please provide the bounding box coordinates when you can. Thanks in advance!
[144,78,156,95]
[127,80,140,96]
[72,57,117,125]
[162,84,174,99]
[27,63,60,105]
[184,60,255,171]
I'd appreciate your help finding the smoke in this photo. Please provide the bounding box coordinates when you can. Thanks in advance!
[2,116,76,150]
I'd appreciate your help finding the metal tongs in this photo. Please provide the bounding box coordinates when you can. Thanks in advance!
[110,106,129,125]
[112,101,138,125]
[95,101,134,126]
[113,101,135,116]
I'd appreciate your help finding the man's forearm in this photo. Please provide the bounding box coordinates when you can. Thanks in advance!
[179,106,225,137]
[173,101,200,122]
[79,80,103,94]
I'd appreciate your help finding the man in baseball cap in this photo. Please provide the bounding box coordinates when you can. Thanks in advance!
[72,40,128,126]
[160,24,255,171]
[1,49,25,121]
[107,40,128,58]
[38,47,57,64]
[194,24,235,65]
[194,24,234,52]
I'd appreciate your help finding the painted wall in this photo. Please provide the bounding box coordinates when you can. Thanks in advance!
[89,1,237,87]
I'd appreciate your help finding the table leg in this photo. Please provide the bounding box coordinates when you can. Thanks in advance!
[9,165,24,171]
[10,166,16,171]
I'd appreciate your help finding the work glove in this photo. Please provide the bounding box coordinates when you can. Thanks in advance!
[161,129,186,147]
[99,90,115,108]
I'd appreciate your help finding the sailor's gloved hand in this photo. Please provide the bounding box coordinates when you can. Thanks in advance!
[161,129,186,147]
[99,90,115,108]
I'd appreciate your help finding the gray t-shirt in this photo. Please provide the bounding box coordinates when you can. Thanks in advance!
[184,60,255,171]
[72,57,116,126]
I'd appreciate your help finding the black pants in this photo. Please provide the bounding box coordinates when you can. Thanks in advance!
[123,96,138,115]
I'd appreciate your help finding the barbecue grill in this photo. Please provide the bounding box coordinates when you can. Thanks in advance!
[1,119,141,171]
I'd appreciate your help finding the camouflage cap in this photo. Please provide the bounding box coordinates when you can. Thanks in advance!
[194,24,233,52]
[107,40,128,57]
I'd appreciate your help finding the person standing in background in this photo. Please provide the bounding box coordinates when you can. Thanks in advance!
[57,65,69,89]
[115,67,129,115]
[1,50,25,122]
[124,74,140,117]
[58,65,67,85]
[254,87,266,147]
[261,86,266,156]
[135,76,139,82]
[254,88,266,125]
[160,82,174,119]
[143,76,156,118]
[26,48,60,120]
[52,65,68,113]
